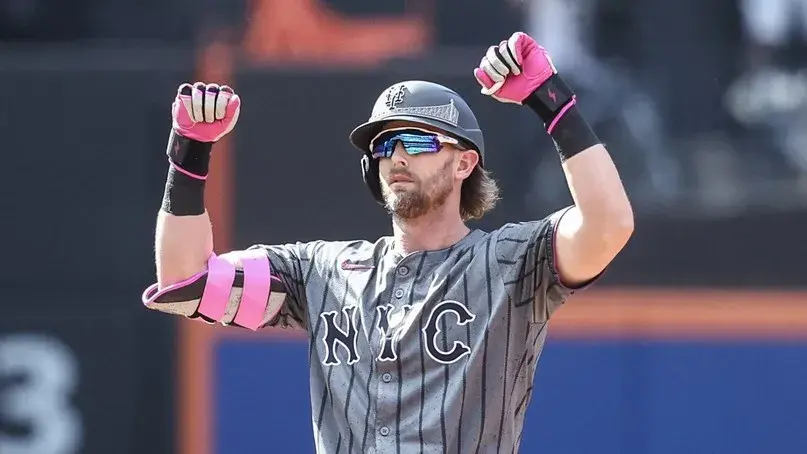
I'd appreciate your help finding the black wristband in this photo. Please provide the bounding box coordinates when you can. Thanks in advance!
[544,106,601,162]
[167,132,213,177]
[161,131,212,216]
[523,74,600,162]
[161,165,206,216]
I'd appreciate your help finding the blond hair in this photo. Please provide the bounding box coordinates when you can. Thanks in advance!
[460,165,500,221]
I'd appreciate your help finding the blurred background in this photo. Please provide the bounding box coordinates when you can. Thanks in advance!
[1,0,806,453]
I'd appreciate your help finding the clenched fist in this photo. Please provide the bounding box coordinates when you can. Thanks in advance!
[165,82,241,181]
[172,82,241,143]
[474,32,578,135]
[473,32,559,105]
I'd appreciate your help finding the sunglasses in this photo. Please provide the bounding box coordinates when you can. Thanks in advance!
[369,127,462,159]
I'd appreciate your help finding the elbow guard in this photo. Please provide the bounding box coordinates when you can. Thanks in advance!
[141,249,287,331]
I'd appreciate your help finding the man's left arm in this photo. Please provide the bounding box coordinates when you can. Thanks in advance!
[553,144,634,286]
[475,31,634,288]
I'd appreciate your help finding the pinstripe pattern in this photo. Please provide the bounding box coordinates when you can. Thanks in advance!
[251,206,580,453]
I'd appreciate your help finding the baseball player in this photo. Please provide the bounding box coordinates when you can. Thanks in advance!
[143,32,633,453]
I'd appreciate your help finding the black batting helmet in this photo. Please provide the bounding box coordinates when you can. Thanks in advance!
[349,80,485,204]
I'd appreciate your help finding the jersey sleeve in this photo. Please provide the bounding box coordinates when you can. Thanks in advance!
[249,240,321,330]
[493,206,597,323]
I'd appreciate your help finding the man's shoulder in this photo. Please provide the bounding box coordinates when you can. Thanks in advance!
[486,221,542,243]
[489,207,572,241]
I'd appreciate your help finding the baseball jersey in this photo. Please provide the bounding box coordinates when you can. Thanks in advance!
[250,206,587,454]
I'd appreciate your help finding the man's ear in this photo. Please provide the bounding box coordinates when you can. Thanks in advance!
[456,149,480,179]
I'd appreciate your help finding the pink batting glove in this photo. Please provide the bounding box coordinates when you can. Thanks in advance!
[172,82,241,142]
[473,32,559,105]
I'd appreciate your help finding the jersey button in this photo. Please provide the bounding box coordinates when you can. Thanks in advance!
[382,373,392,383]
[394,288,404,299]
[397,266,410,277]
[379,426,391,436]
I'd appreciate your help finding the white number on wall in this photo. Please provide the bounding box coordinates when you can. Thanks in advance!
[0,334,82,454]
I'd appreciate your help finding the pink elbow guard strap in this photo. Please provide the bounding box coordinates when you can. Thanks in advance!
[141,250,286,331]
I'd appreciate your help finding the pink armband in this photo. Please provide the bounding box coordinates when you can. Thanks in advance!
[141,250,286,331]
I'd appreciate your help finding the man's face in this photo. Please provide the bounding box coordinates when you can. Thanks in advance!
[375,121,475,220]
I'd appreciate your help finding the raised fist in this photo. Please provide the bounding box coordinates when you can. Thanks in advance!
[172,82,241,143]
[473,32,558,105]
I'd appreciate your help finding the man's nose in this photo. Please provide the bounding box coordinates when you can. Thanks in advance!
[390,142,408,167]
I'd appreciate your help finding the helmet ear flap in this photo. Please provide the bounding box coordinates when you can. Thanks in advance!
[361,154,385,204]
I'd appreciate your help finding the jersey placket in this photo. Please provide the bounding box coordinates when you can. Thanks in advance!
[373,258,414,453]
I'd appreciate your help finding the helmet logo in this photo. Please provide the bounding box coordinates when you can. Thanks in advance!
[385,84,408,109]
[370,83,461,127]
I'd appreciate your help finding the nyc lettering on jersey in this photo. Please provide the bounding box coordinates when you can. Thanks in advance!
[320,300,476,366]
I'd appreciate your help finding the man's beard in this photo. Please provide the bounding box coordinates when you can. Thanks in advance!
[382,160,453,220]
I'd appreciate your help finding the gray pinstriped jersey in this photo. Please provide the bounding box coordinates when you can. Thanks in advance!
[252,207,581,454]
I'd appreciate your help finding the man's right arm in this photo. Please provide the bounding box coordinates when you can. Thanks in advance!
[143,82,299,331]
[155,210,213,289]
[153,80,238,288]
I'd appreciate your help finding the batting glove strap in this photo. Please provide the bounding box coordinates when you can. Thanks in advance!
[524,75,600,162]
[523,73,575,131]
[166,131,213,179]
[161,131,213,216]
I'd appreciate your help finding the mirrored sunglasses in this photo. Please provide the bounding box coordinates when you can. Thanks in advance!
[370,127,461,159]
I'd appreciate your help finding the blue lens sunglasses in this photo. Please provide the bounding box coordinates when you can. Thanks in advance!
[369,127,464,159]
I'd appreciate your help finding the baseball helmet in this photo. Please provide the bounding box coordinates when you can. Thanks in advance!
[349,80,485,204]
